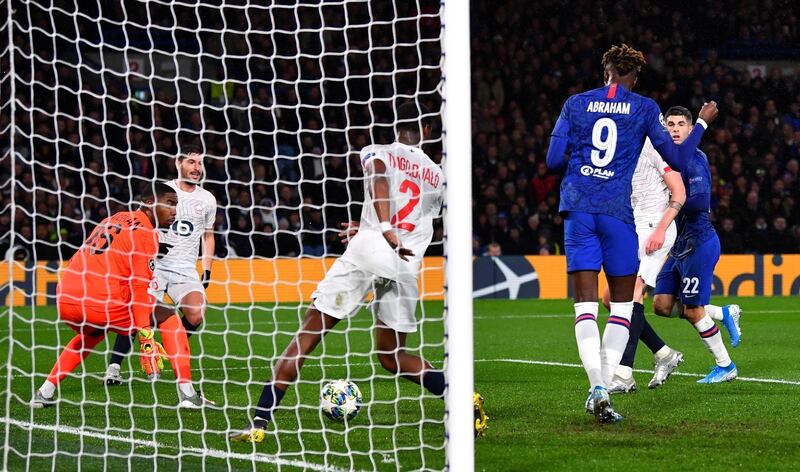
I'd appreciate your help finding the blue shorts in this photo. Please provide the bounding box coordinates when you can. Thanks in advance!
[654,235,720,306]
[563,212,638,276]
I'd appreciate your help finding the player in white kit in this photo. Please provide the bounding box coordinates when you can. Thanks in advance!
[229,102,488,442]
[104,147,217,401]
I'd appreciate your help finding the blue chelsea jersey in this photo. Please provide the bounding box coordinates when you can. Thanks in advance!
[672,149,715,258]
[552,84,673,225]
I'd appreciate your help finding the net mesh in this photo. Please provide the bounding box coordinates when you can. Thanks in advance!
[1,1,451,469]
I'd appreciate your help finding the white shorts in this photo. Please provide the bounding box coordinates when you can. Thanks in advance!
[311,259,419,333]
[148,267,205,307]
[636,220,677,287]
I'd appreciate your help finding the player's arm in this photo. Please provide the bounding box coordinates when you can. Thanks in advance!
[648,101,718,172]
[130,228,167,376]
[645,170,685,254]
[364,158,413,261]
[545,99,571,171]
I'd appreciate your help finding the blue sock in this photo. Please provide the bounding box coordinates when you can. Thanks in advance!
[109,334,135,366]
[254,382,286,422]
[619,302,645,368]
[421,370,446,397]
[181,316,202,338]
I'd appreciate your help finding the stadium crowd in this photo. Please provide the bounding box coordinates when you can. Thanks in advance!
[1,0,799,261]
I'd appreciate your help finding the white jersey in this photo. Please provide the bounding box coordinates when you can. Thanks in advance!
[340,142,443,281]
[631,138,673,224]
[157,179,217,274]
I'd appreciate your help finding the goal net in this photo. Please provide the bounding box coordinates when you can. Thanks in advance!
[1,0,473,470]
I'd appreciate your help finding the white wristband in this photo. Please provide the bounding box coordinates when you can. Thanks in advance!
[379,221,392,233]
[696,118,708,129]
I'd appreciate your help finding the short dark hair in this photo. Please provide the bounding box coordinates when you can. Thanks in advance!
[602,44,646,76]
[396,101,432,133]
[664,106,693,123]
[140,181,177,203]
[178,144,203,161]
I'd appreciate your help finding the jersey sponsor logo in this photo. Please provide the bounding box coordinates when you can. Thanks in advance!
[472,256,539,299]
[171,220,195,237]
[580,165,615,179]
[386,152,440,188]
[586,101,631,114]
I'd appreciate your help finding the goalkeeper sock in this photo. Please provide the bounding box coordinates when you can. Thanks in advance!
[109,333,135,365]
[46,333,105,385]
[181,316,202,338]
[159,315,192,383]
[601,301,633,386]
[574,302,603,388]
[421,370,446,397]
[255,382,286,422]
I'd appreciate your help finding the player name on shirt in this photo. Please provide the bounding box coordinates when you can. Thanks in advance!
[586,101,631,114]
[386,152,441,188]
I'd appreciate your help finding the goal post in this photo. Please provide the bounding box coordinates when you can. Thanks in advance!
[1,0,474,469]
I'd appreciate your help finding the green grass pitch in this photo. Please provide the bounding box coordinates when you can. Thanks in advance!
[1,296,798,470]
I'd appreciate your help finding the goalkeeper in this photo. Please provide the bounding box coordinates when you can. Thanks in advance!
[31,183,209,408]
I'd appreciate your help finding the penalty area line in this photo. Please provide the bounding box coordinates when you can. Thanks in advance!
[480,358,800,386]
[0,417,357,472]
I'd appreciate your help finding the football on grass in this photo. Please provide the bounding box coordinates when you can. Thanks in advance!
[320,380,363,422]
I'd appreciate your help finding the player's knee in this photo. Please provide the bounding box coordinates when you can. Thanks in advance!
[652,297,673,317]
[182,306,204,325]
[377,352,399,374]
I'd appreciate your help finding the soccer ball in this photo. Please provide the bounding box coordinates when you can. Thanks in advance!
[320,379,363,422]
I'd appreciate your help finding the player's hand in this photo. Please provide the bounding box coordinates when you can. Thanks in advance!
[698,101,719,125]
[645,228,666,254]
[337,221,360,244]
[383,230,414,261]
[137,328,168,379]
[202,269,212,289]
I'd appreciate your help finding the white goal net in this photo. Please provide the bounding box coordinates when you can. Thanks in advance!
[1,0,473,470]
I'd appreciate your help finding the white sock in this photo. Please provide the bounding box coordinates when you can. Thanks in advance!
[693,315,731,367]
[574,302,603,388]
[704,305,723,321]
[39,380,56,398]
[654,345,671,361]
[601,301,634,385]
[178,382,196,397]
[615,364,633,380]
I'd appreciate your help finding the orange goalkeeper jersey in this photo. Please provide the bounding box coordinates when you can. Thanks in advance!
[57,210,158,329]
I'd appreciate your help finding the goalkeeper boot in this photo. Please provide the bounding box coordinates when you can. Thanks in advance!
[722,304,742,348]
[178,389,217,409]
[104,363,123,386]
[589,386,623,424]
[473,392,489,438]
[31,390,56,409]
[608,374,637,394]
[229,417,268,443]
[648,349,684,389]
[697,362,738,384]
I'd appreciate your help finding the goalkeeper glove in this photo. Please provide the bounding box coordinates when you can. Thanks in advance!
[138,328,168,379]
[202,269,212,289]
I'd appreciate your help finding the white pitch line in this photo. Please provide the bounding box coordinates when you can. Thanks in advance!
[482,358,800,386]
[0,417,359,472]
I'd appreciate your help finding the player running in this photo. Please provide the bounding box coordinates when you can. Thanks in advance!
[600,137,687,393]
[31,183,209,408]
[229,101,488,442]
[546,44,718,422]
[652,106,740,384]
[104,147,217,386]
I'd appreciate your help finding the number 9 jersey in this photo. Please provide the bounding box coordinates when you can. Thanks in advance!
[552,83,670,225]
[157,179,217,274]
[340,142,443,281]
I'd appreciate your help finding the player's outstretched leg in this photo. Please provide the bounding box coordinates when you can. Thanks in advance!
[685,306,737,383]
[229,307,339,443]
[705,304,742,347]
[33,329,106,408]
[156,313,215,408]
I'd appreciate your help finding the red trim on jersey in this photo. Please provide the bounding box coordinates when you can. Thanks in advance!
[607,83,618,98]
[664,166,672,173]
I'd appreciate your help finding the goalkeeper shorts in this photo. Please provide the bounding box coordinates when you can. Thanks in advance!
[57,300,135,335]
[312,259,419,333]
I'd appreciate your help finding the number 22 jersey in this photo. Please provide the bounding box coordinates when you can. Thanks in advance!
[340,142,443,280]
[552,84,673,225]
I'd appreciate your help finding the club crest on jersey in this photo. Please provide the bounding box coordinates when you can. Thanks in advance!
[148,258,155,271]
[194,204,204,216]
[580,165,615,179]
